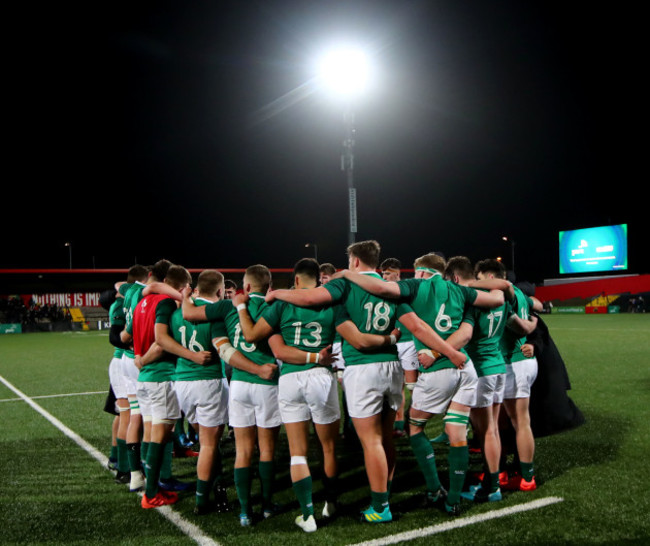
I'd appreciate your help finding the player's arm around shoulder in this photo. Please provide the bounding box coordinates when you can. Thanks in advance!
[142,281,183,302]
[471,287,504,309]
[266,285,332,307]
[182,286,209,322]
[340,270,401,298]
[468,278,515,302]
[233,292,274,343]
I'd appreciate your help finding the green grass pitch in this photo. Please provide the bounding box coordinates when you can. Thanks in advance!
[1,314,649,545]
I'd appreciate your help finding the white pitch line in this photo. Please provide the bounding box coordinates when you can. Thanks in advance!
[0,390,107,403]
[0,373,221,546]
[349,496,564,546]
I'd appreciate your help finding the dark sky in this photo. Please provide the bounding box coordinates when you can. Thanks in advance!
[4,1,645,284]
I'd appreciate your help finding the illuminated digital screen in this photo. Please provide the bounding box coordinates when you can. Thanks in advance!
[559,224,628,275]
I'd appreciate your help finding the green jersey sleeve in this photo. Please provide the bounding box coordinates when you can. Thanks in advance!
[155,298,177,324]
[500,286,534,364]
[172,301,223,381]
[205,299,232,322]
[397,277,422,301]
[323,277,349,303]
[261,300,284,331]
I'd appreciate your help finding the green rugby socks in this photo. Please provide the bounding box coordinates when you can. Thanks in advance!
[410,431,442,492]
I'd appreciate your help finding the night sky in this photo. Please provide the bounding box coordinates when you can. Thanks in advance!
[4,1,645,285]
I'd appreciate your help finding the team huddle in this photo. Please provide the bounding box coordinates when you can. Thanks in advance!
[105,239,542,532]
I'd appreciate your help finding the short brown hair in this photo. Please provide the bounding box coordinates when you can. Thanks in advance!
[197,269,224,296]
[165,264,192,291]
[444,256,474,282]
[150,259,173,282]
[347,240,381,268]
[127,264,149,284]
[319,263,336,276]
[474,258,506,279]
[245,264,272,292]
[294,258,320,281]
[380,258,401,272]
[413,253,447,274]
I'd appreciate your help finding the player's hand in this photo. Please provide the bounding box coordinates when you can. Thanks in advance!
[331,269,348,280]
[450,350,467,370]
[257,363,278,381]
[191,351,213,365]
[390,328,402,343]
[418,352,436,369]
[232,293,249,307]
[521,343,535,358]
[265,290,276,303]
[318,345,338,368]
[134,355,144,370]
[181,285,193,299]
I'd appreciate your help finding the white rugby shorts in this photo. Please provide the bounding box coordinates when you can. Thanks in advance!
[397,341,419,371]
[228,380,281,429]
[411,360,478,415]
[175,378,229,428]
[474,372,506,408]
[504,358,538,399]
[342,361,403,419]
[137,380,180,422]
[278,367,340,425]
[109,356,127,400]
[121,354,139,395]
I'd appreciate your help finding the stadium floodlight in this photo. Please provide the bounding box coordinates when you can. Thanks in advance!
[317,46,373,246]
[317,47,371,98]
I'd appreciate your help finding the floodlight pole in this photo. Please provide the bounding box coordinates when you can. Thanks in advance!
[342,102,357,246]
[305,243,318,262]
[65,242,72,269]
[502,236,515,277]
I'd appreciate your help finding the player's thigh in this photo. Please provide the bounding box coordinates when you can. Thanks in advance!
[148,381,181,422]
[343,362,401,419]
[411,368,459,415]
[504,358,537,399]
[278,372,310,424]
[303,368,341,425]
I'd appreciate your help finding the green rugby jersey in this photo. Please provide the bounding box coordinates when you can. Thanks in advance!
[500,285,535,364]
[123,281,146,359]
[205,293,278,386]
[396,319,413,343]
[262,298,337,376]
[398,274,477,373]
[137,297,177,383]
[323,273,402,366]
[461,292,507,377]
[109,297,126,359]
[171,298,224,381]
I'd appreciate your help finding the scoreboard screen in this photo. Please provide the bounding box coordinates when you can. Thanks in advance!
[559,224,628,275]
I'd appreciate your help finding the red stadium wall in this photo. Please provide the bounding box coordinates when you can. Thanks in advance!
[534,275,650,303]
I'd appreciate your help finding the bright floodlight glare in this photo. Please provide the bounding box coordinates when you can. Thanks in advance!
[318,48,370,97]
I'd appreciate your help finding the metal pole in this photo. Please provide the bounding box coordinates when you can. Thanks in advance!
[342,103,357,246]
[305,243,318,262]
